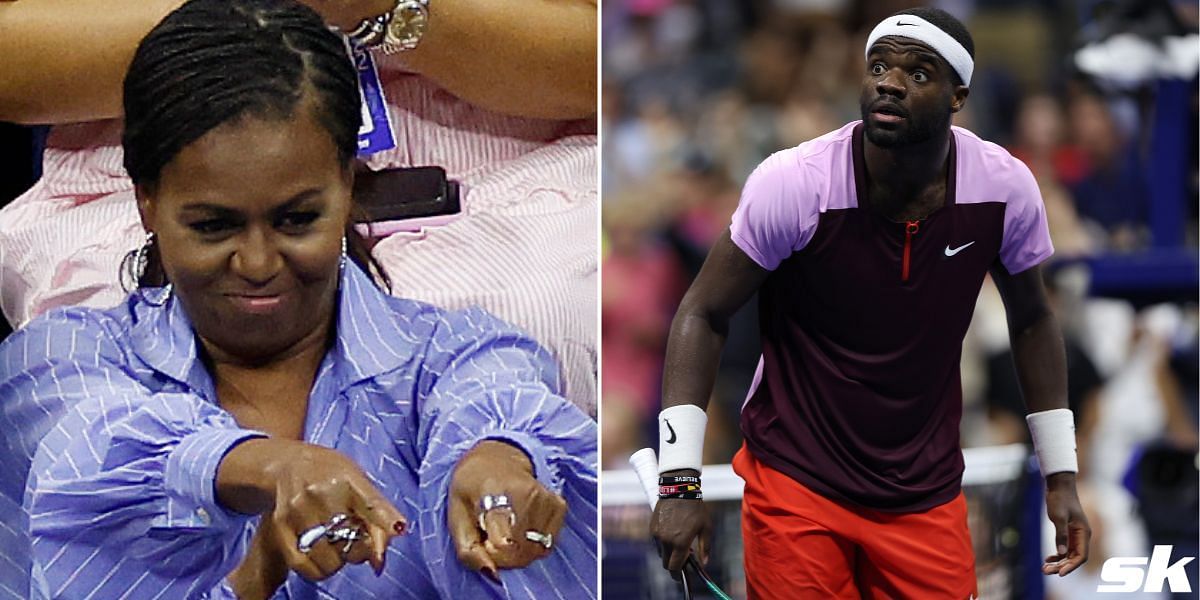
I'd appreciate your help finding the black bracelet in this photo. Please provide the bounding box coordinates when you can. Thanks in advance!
[658,491,703,500]
[659,483,702,495]
[659,475,700,485]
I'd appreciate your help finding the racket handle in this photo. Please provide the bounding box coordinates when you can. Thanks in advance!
[629,448,661,510]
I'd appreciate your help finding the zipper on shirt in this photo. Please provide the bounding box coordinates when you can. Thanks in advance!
[901,220,920,282]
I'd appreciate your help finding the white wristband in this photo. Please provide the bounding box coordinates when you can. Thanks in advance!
[1026,408,1078,476]
[657,404,707,474]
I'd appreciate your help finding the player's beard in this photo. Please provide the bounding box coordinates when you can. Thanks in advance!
[860,97,952,148]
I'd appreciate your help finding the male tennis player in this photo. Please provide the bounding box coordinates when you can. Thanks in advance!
[650,7,1091,598]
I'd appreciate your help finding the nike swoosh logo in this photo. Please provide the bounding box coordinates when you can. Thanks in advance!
[665,419,677,444]
[944,241,975,256]
[896,20,916,26]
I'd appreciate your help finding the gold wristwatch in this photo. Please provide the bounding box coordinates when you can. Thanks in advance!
[345,0,429,54]
[379,0,430,54]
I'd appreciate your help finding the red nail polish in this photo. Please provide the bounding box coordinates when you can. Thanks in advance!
[394,520,407,535]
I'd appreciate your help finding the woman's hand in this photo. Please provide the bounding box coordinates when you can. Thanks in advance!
[227,510,387,598]
[217,439,409,582]
[447,440,567,581]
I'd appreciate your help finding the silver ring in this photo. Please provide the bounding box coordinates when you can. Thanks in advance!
[297,513,352,554]
[524,530,552,549]
[477,494,517,531]
[327,524,368,555]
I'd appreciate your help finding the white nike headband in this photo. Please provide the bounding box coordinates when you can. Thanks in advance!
[865,14,974,86]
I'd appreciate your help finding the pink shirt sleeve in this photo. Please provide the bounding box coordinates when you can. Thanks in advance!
[998,157,1054,274]
[729,150,817,271]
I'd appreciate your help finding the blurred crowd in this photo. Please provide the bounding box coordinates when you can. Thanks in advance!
[601,0,1198,596]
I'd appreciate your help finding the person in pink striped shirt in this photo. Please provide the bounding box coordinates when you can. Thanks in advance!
[0,0,597,415]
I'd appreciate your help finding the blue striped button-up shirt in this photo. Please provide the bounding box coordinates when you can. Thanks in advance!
[0,263,597,599]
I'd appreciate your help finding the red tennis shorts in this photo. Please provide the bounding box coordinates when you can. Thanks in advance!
[733,444,978,600]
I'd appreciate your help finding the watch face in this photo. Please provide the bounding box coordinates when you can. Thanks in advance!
[386,4,429,50]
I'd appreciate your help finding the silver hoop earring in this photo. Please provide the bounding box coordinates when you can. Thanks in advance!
[134,231,172,305]
[136,232,155,281]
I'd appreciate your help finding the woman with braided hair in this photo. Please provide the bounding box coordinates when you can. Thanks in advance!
[0,1,596,598]
[0,0,597,414]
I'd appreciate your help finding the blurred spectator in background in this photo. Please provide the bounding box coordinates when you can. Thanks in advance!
[602,195,686,467]
[1011,94,1088,186]
[1066,92,1151,250]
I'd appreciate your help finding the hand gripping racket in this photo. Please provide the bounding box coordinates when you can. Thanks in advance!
[629,449,734,600]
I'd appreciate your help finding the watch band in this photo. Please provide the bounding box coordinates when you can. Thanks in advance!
[342,0,430,54]
[344,13,389,48]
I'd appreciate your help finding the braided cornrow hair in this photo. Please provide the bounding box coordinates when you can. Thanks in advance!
[121,0,389,290]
